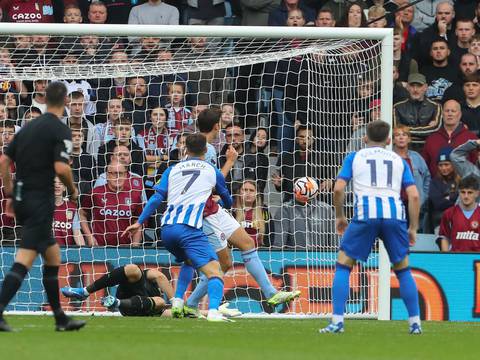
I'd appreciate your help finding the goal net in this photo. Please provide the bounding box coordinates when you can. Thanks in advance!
[0,24,392,318]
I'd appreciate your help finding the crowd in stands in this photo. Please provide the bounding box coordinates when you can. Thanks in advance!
[0,0,480,252]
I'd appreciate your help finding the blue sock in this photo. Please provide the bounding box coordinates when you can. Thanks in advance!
[242,250,277,298]
[174,264,194,299]
[395,267,420,317]
[332,263,352,318]
[186,273,208,308]
[207,276,224,310]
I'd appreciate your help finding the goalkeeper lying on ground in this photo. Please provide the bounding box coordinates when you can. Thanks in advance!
[61,264,240,317]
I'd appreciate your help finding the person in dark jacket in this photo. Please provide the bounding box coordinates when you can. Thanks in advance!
[393,73,442,151]
[420,38,459,101]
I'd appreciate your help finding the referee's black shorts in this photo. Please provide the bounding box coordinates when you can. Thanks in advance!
[14,191,56,254]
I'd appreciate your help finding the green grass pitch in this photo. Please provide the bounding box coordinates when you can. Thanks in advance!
[0,316,479,360]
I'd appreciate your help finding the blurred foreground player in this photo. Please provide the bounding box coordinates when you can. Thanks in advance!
[320,120,422,334]
[0,82,85,332]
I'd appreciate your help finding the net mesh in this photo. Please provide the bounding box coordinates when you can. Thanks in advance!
[0,33,384,316]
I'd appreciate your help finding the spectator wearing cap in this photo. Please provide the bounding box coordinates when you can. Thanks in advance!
[422,99,477,177]
[393,73,442,152]
[393,125,431,212]
[425,147,460,233]
[460,74,480,136]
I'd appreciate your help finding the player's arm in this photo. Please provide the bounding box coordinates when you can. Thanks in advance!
[146,269,174,300]
[450,140,480,178]
[220,145,238,178]
[122,167,171,237]
[405,187,420,229]
[214,168,233,209]
[333,152,355,235]
[131,226,142,246]
[402,160,420,245]
[333,178,348,235]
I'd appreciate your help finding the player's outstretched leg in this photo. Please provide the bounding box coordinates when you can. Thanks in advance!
[62,264,137,300]
[393,258,421,334]
[319,259,352,334]
[229,228,300,306]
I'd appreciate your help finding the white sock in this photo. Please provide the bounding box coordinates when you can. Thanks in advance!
[408,316,421,326]
[332,315,344,325]
[83,288,89,296]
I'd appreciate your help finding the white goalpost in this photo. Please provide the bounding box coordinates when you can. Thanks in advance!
[0,23,392,319]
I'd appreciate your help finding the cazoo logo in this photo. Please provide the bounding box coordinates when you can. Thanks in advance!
[100,209,131,217]
[12,13,43,21]
[53,221,72,230]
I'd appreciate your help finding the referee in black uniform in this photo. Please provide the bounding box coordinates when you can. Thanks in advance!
[0,82,86,332]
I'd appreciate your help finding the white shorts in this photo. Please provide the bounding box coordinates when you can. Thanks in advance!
[203,208,241,251]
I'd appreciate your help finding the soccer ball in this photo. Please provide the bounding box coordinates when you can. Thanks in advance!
[294,177,319,202]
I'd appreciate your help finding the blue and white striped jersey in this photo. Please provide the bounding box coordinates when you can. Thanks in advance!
[337,147,415,221]
[137,158,232,228]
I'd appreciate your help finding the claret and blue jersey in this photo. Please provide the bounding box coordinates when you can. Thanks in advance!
[337,147,416,221]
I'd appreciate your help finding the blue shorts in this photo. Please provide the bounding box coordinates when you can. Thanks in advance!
[161,224,218,269]
[339,219,409,264]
